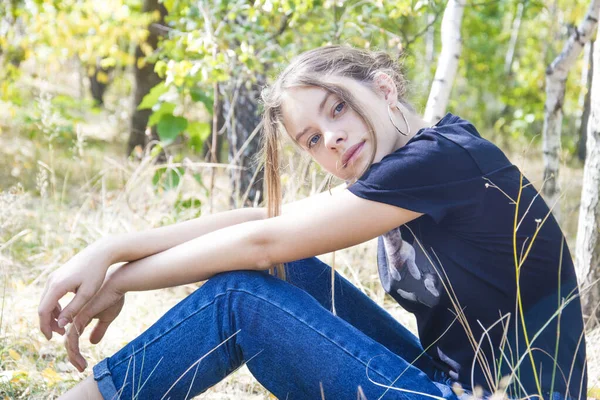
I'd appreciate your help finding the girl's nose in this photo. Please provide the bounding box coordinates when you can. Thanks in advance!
[324,129,347,150]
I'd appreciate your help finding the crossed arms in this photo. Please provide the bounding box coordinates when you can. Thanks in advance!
[38,186,421,370]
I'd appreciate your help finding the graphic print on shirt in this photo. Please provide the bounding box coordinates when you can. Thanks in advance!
[381,227,441,308]
[437,347,461,380]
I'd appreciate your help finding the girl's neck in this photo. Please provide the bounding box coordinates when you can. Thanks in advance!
[395,106,434,148]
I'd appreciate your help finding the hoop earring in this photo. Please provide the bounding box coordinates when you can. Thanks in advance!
[387,103,410,136]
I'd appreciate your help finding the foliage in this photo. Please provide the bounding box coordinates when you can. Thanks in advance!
[134,0,449,151]
[1,0,593,158]
[27,0,152,72]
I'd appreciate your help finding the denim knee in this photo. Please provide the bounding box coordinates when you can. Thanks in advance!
[286,257,329,275]
[200,269,283,303]
[205,269,267,287]
[203,261,329,295]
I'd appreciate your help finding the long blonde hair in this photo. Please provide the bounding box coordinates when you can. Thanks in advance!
[260,45,409,278]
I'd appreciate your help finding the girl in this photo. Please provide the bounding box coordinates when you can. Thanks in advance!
[39,45,587,400]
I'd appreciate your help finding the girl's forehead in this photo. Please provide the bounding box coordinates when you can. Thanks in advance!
[281,85,328,104]
[280,86,330,121]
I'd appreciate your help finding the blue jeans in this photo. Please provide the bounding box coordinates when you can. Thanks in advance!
[92,257,460,399]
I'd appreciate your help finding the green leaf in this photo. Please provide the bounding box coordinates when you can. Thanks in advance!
[152,166,184,191]
[175,196,202,210]
[162,0,176,13]
[138,82,168,110]
[148,102,176,126]
[189,87,213,115]
[187,121,211,152]
[157,114,188,144]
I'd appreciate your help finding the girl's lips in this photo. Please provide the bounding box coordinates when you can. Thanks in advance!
[342,141,365,167]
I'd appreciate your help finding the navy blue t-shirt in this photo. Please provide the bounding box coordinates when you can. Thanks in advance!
[348,113,586,399]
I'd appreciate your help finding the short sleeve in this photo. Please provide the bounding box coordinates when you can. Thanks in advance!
[347,129,485,224]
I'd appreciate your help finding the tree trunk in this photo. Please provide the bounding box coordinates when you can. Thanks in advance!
[423,0,465,124]
[504,1,524,75]
[425,12,435,66]
[575,27,600,330]
[126,0,167,157]
[202,91,225,163]
[542,0,600,217]
[222,78,265,208]
[578,40,594,162]
[89,62,113,106]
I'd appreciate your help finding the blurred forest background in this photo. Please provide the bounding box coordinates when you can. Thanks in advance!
[1,0,599,398]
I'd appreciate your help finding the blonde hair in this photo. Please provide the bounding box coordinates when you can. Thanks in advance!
[260,45,409,278]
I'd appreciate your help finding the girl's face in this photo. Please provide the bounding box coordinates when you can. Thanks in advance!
[281,76,403,181]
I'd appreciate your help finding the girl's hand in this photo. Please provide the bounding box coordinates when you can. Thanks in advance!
[65,274,125,372]
[38,239,115,340]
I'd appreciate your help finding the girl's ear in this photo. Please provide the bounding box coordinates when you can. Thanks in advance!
[372,72,398,107]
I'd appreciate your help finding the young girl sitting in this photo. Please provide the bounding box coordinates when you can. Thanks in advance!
[39,45,587,400]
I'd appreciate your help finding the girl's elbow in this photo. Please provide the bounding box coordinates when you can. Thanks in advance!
[244,222,275,271]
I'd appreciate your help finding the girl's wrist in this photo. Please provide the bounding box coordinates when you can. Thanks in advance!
[105,264,129,295]
[90,236,122,266]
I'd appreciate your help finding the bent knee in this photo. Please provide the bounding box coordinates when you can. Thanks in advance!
[202,269,275,293]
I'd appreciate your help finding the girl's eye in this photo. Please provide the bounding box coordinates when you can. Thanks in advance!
[307,134,321,149]
[334,102,345,115]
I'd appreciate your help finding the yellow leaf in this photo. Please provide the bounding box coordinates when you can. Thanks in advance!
[137,57,147,69]
[588,387,600,399]
[41,367,62,386]
[4,370,28,383]
[8,349,21,361]
[96,71,109,84]
[140,42,154,56]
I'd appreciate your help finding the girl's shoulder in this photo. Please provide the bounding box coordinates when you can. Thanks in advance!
[390,113,512,178]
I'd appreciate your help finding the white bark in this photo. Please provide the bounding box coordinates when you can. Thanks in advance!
[425,12,436,66]
[504,1,524,75]
[575,26,600,328]
[542,0,600,217]
[577,41,594,161]
[424,0,465,124]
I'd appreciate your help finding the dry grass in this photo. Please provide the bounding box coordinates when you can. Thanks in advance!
[0,81,598,399]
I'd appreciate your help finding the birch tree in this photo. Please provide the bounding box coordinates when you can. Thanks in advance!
[575,28,600,329]
[541,0,600,215]
[578,41,594,161]
[424,0,465,124]
[504,1,524,75]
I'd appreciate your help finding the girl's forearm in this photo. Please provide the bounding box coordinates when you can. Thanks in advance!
[109,219,268,292]
[98,208,267,264]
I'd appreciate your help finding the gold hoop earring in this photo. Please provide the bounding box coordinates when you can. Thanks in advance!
[387,103,410,136]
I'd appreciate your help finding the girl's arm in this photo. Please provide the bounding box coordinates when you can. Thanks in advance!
[99,184,347,264]
[100,208,267,264]
[39,187,348,337]
[109,189,422,292]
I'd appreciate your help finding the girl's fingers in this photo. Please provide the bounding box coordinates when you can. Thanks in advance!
[51,304,62,317]
[38,284,70,340]
[65,318,90,372]
[49,318,66,336]
[57,286,95,328]
[89,320,111,345]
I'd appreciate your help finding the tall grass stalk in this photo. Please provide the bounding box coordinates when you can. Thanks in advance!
[512,172,543,397]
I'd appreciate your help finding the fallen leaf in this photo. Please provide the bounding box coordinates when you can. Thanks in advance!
[8,349,21,361]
